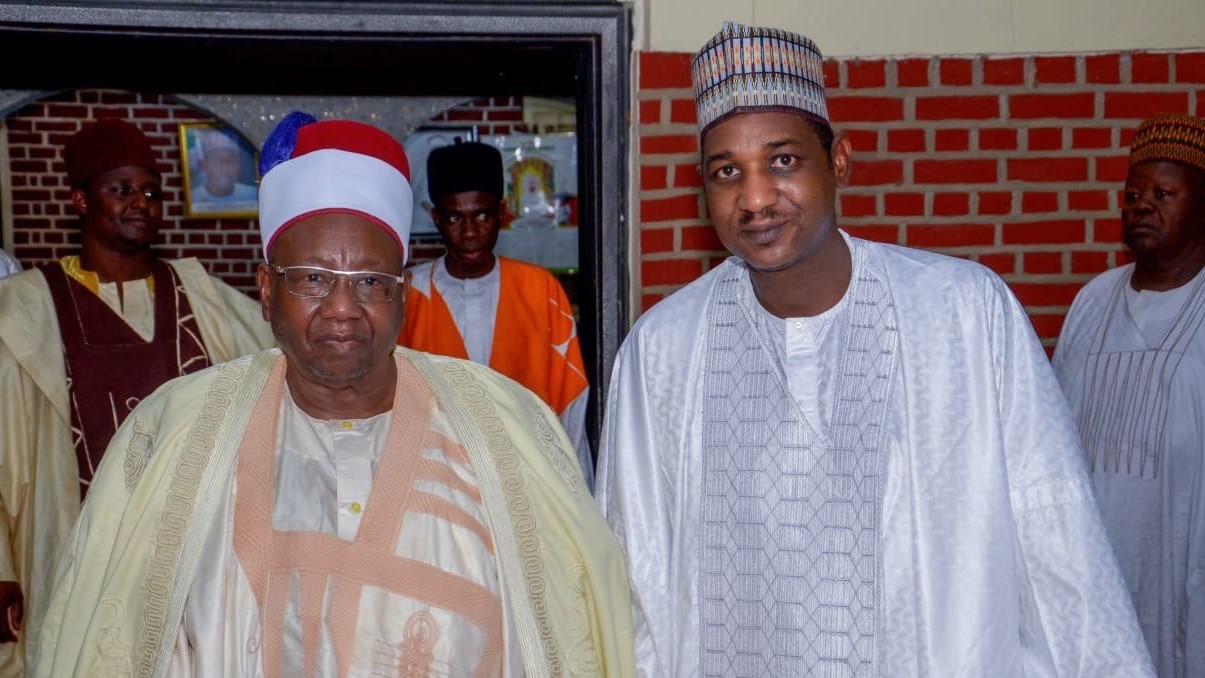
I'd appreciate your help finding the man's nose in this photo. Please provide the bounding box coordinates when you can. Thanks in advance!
[318,276,363,317]
[736,170,778,213]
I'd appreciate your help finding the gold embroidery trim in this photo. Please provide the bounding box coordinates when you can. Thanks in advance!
[91,598,134,678]
[564,561,600,675]
[530,406,582,495]
[123,419,153,490]
[136,360,245,677]
[437,361,563,675]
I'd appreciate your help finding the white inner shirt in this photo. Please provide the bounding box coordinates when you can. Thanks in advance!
[432,256,500,365]
[746,280,849,438]
[272,389,392,540]
[1124,273,1199,347]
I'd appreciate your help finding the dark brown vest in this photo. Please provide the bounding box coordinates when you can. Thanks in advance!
[40,259,211,497]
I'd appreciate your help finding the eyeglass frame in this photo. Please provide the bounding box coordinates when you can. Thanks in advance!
[267,263,408,303]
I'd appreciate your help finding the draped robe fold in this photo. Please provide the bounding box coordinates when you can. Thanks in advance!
[0,258,274,677]
[31,348,634,678]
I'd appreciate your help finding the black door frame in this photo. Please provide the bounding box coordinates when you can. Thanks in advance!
[0,1,631,452]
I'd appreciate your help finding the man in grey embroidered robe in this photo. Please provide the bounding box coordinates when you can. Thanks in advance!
[594,20,1155,678]
[1054,113,1205,678]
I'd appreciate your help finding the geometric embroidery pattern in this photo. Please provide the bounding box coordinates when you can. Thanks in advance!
[691,20,829,135]
[700,256,898,677]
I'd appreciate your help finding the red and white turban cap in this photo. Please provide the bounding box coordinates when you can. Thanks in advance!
[258,112,413,263]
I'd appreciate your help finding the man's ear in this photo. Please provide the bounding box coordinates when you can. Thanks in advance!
[256,263,274,322]
[830,133,853,188]
[70,188,88,217]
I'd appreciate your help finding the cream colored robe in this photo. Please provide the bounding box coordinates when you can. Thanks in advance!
[31,348,635,678]
[0,258,274,676]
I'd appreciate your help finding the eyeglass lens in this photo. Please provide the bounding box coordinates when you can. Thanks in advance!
[281,266,399,302]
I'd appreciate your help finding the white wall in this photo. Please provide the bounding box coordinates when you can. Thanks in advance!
[631,0,1205,57]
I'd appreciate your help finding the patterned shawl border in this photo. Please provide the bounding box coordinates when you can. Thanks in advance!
[137,350,279,678]
[406,349,560,678]
[528,396,583,496]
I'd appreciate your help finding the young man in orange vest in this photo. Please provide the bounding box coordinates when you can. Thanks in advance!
[399,139,593,487]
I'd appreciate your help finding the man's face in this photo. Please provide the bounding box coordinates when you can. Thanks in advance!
[73,165,164,254]
[258,213,407,391]
[431,190,501,279]
[701,111,850,274]
[200,148,241,197]
[1122,160,1205,261]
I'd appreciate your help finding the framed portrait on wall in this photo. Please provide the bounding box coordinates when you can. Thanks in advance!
[179,123,259,218]
[401,126,476,239]
[483,132,579,272]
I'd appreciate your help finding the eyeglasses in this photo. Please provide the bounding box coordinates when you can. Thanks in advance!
[95,183,163,202]
[270,264,406,303]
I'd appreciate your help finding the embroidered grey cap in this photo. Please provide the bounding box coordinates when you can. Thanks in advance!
[691,21,830,137]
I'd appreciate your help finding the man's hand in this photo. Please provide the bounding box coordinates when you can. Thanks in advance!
[0,581,22,643]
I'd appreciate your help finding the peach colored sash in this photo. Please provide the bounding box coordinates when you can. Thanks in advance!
[232,357,502,677]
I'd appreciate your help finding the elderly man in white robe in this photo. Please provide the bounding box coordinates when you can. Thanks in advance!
[32,112,635,678]
[1054,113,1205,678]
[595,20,1155,678]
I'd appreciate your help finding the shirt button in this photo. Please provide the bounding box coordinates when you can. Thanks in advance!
[340,421,353,429]
[350,502,363,514]
[793,321,804,329]
[246,636,259,654]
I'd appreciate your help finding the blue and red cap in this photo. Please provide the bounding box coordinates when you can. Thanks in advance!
[258,111,413,262]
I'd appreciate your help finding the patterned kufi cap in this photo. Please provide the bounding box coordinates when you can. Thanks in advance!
[1129,113,1205,172]
[691,21,829,138]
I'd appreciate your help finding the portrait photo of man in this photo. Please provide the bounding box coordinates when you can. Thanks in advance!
[181,123,259,217]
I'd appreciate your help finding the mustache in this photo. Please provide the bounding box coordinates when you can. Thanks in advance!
[738,208,783,226]
[312,329,368,342]
[120,210,157,220]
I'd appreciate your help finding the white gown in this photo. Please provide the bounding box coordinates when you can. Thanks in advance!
[597,232,1154,677]
[1053,263,1205,678]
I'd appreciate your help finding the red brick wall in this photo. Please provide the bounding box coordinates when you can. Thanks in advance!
[6,91,263,289]
[637,49,1205,348]
[4,91,529,293]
